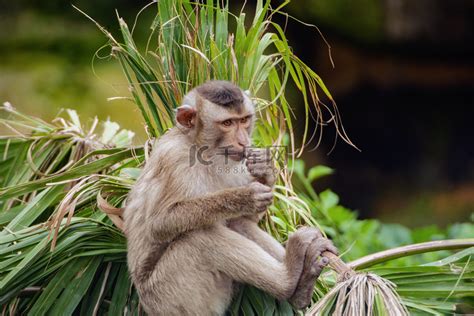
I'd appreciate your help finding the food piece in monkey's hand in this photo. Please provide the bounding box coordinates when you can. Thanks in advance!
[289,236,339,309]
[245,147,277,186]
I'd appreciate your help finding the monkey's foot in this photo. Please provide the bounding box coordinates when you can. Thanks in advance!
[289,238,338,310]
[286,227,322,260]
[284,227,322,278]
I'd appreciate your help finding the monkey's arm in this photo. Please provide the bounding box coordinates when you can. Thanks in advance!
[151,184,271,241]
[228,217,285,262]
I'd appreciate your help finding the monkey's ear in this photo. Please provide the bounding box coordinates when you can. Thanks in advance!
[176,105,196,128]
[244,90,251,97]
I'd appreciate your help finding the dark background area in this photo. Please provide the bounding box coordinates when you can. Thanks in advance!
[281,1,474,226]
[1,0,473,227]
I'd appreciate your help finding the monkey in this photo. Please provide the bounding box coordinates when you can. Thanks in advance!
[123,80,338,315]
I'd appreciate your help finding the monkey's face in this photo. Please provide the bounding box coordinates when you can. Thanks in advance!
[199,97,255,161]
[176,81,256,162]
[213,113,254,161]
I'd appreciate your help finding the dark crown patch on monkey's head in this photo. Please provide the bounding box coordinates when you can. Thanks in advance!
[196,80,244,109]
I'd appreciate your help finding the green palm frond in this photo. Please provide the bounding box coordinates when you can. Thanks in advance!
[77,0,355,151]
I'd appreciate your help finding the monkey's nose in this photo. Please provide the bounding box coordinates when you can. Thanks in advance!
[237,141,248,148]
[236,140,250,152]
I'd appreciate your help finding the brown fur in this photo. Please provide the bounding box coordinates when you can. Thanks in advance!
[124,81,334,315]
[196,80,244,109]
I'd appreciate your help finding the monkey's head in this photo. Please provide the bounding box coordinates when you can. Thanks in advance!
[176,80,255,161]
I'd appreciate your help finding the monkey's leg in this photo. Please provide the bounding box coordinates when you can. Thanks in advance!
[289,238,338,309]
[202,226,316,301]
[227,217,285,262]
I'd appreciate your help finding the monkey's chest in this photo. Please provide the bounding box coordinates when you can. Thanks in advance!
[184,165,251,197]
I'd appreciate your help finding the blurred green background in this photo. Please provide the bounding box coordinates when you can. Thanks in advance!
[1,0,473,227]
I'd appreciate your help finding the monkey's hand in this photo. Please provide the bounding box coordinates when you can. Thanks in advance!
[248,182,273,213]
[289,236,339,310]
[245,148,277,187]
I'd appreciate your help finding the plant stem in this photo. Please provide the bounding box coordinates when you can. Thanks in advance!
[323,251,356,280]
[348,239,474,270]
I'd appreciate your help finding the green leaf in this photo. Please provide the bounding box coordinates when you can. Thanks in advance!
[307,165,334,183]
[320,189,339,211]
[48,257,102,315]
[0,236,49,291]
[0,147,144,199]
[0,204,23,226]
[270,215,287,230]
[28,257,91,315]
[119,167,142,180]
[423,247,474,266]
[109,263,131,315]
[379,224,413,248]
[3,185,64,232]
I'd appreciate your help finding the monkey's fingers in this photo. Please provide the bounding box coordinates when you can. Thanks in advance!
[313,238,339,256]
[306,242,332,277]
[310,257,330,280]
[287,227,322,258]
[254,192,273,210]
[248,169,276,187]
[255,202,272,211]
[255,193,273,203]
[246,153,272,161]
[249,182,272,193]
[254,192,274,201]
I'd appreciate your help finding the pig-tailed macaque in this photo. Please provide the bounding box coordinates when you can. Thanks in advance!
[124,80,338,315]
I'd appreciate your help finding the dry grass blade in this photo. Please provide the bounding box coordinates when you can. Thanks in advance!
[308,273,408,316]
[308,239,474,315]
[96,191,125,231]
[47,175,95,250]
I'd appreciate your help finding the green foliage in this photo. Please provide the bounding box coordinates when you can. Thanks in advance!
[79,0,353,149]
[0,107,139,313]
[293,161,474,314]
[293,160,474,264]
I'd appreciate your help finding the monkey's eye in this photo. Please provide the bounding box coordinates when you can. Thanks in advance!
[222,119,233,127]
[240,117,248,124]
